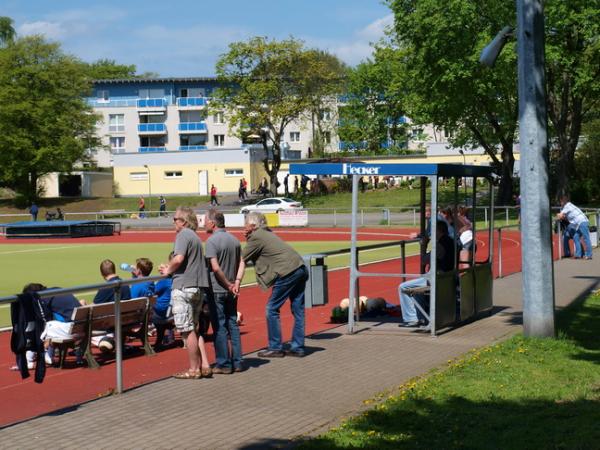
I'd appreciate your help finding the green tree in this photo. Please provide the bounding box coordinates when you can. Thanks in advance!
[571,116,600,203]
[0,16,16,47]
[85,58,137,80]
[387,0,518,204]
[0,36,100,200]
[300,49,347,157]
[545,1,600,198]
[213,36,344,192]
[338,46,409,154]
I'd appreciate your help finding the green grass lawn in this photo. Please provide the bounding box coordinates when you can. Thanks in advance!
[298,295,600,450]
[0,239,414,327]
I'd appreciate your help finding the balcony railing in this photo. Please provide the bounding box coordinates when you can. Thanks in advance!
[137,98,166,108]
[179,145,208,151]
[177,97,207,108]
[137,123,167,133]
[178,122,207,133]
[138,146,167,153]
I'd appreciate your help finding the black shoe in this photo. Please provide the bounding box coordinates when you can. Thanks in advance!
[399,320,420,328]
[284,350,305,357]
[257,349,285,358]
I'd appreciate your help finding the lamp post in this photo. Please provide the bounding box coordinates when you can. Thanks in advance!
[143,165,152,216]
[458,149,467,199]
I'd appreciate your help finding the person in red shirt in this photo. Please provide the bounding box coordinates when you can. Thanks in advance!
[210,185,219,206]
[138,197,146,218]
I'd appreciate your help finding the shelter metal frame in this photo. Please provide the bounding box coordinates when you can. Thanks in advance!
[290,163,495,336]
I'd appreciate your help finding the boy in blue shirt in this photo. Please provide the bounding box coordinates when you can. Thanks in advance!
[130,258,155,298]
[153,253,174,350]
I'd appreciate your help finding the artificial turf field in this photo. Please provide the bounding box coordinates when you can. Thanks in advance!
[0,228,417,327]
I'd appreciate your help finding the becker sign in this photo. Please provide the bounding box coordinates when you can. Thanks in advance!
[341,163,381,175]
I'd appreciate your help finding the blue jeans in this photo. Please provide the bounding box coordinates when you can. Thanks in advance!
[266,265,308,352]
[398,277,428,323]
[211,291,242,369]
[575,222,593,258]
[562,224,577,257]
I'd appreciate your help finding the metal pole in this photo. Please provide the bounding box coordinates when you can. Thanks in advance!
[347,174,359,334]
[401,241,406,283]
[517,0,555,337]
[430,176,438,337]
[144,165,152,216]
[498,228,503,278]
[114,285,123,394]
[484,207,488,227]
[333,209,337,227]
[505,207,509,226]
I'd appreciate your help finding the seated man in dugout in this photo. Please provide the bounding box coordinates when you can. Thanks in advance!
[398,220,455,328]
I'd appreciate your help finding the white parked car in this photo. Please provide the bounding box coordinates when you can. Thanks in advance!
[240,197,303,214]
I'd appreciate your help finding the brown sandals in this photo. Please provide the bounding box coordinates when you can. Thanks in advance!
[173,367,212,379]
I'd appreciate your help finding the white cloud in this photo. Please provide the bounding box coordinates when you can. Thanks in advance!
[305,14,394,67]
[19,21,66,40]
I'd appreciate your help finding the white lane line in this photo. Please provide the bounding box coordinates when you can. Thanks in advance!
[0,245,101,255]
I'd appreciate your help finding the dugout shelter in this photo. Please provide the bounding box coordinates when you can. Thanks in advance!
[289,162,496,336]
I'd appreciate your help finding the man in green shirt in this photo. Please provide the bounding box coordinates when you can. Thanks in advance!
[237,212,308,357]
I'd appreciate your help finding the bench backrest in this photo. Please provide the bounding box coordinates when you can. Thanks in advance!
[89,297,149,330]
[70,305,93,337]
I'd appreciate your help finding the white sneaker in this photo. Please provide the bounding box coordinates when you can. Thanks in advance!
[45,352,53,365]
[98,338,114,353]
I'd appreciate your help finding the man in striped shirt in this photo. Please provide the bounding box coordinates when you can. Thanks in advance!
[557,196,593,259]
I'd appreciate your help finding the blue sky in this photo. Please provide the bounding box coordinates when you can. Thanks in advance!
[3,0,393,77]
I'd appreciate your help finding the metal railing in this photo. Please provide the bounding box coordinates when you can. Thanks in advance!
[0,275,165,395]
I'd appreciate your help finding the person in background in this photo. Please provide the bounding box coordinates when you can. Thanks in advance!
[56,208,64,220]
[29,203,39,221]
[284,173,290,197]
[159,196,167,217]
[210,184,220,206]
[293,176,299,195]
[129,258,155,298]
[557,195,593,260]
[138,197,145,219]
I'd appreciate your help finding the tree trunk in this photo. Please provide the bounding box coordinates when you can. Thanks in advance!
[496,145,515,205]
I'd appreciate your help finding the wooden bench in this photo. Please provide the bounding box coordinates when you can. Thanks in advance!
[99,209,126,219]
[51,297,155,369]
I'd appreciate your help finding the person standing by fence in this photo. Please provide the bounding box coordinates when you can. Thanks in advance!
[238,212,308,358]
[557,196,593,260]
[204,209,243,373]
[159,206,212,379]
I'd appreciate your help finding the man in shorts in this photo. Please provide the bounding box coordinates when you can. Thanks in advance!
[159,206,212,379]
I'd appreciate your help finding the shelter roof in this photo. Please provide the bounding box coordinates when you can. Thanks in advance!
[289,162,494,178]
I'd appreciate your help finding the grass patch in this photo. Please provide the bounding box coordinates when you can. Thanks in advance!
[298,295,600,450]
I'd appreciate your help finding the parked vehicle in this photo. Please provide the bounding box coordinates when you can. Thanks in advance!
[240,197,303,213]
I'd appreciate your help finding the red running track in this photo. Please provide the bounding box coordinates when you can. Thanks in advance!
[0,227,561,426]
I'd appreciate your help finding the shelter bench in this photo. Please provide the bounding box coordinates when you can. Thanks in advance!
[51,296,155,369]
[99,209,126,219]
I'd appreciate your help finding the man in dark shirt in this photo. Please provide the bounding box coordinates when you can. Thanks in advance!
[93,259,131,304]
[398,220,455,327]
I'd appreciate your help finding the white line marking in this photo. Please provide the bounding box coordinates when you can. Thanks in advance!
[0,245,102,255]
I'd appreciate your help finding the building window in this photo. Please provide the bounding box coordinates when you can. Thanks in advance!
[130,172,148,181]
[290,131,300,142]
[109,114,125,132]
[324,131,331,144]
[214,134,225,147]
[225,168,244,176]
[165,171,183,179]
[320,109,331,121]
[97,90,109,102]
[110,137,125,153]
[213,112,224,124]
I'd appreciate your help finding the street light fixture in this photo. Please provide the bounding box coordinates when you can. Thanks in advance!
[143,164,152,216]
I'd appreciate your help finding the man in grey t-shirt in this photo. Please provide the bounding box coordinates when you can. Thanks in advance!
[204,209,244,374]
[159,206,212,379]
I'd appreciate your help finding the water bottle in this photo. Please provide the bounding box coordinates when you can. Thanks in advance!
[120,263,134,272]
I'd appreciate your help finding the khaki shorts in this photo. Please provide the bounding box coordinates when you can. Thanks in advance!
[171,288,204,333]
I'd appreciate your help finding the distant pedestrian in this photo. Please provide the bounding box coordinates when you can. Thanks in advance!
[284,173,290,197]
[210,184,220,206]
[242,178,248,199]
[29,203,39,221]
[300,175,309,196]
[138,197,145,218]
[238,212,308,358]
[159,196,166,217]
[293,176,299,195]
